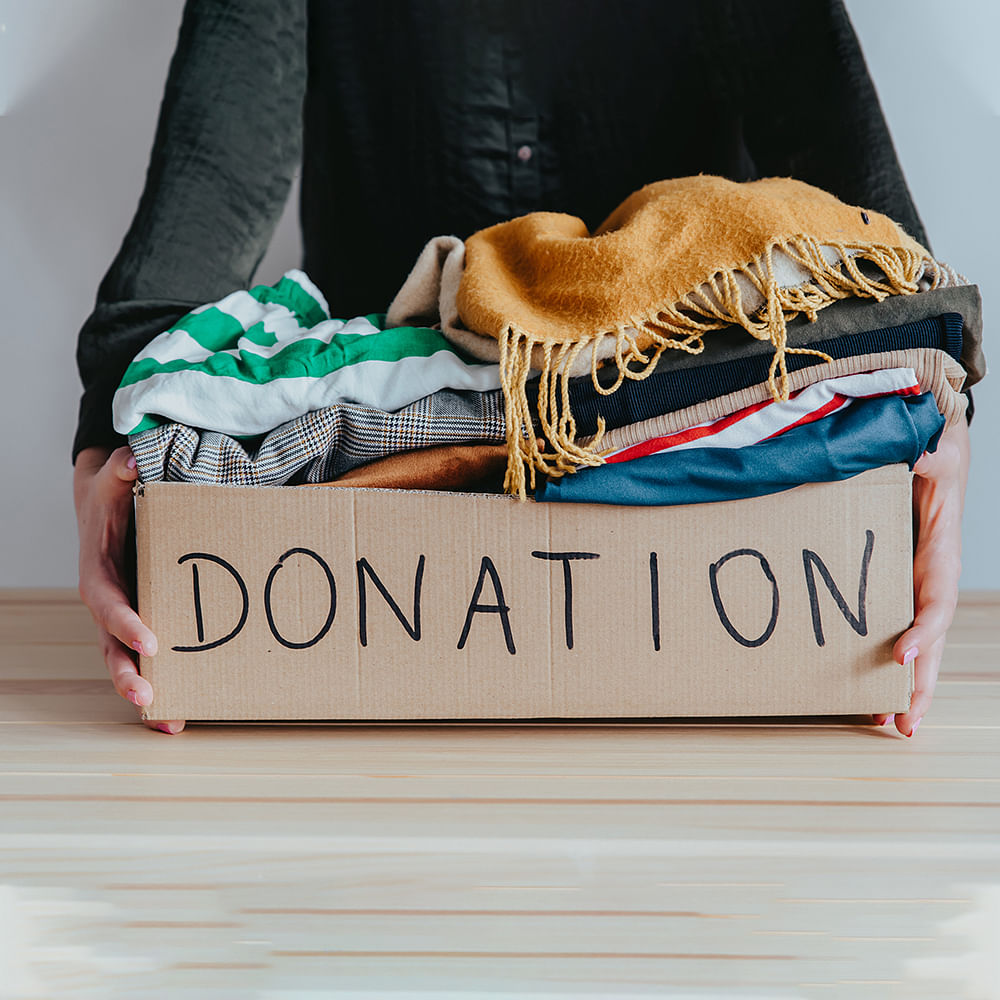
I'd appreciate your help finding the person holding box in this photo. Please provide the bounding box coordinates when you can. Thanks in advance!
[73,0,972,735]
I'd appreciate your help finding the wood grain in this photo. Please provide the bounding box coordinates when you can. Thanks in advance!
[0,587,997,998]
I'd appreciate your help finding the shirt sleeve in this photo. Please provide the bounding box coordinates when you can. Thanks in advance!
[72,0,307,461]
[730,0,929,250]
[730,1,976,419]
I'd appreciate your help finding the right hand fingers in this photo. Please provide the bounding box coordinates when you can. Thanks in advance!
[77,446,165,708]
[77,446,159,653]
[80,560,158,657]
[77,448,180,732]
[101,628,185,734]
[103,626,154,706]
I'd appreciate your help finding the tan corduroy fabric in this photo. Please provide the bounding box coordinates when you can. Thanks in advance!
[456,175,951,497]
[585,349,968,456]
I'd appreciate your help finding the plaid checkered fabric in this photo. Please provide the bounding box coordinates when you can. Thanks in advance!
[130,389,506,486]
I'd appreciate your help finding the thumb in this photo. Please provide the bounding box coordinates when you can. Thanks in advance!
[105,446,139,487]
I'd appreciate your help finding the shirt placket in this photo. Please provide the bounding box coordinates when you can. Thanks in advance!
[503,32,541,217]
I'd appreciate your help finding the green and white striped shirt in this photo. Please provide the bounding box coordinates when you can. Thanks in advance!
[112,270,502,437]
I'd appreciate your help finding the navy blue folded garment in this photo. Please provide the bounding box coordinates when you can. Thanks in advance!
[562,313,963,436]
[535,391,944,507]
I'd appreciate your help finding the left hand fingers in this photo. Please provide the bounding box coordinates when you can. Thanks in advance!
[894,632,947,738]
[892,551,960,673]
[872,633,948,736]
[877,423,968,736]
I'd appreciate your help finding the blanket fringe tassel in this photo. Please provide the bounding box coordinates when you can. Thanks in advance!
[500,236,944,499]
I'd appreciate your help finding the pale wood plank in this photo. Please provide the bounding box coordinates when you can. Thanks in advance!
[0,643,109,680]
[0,589,997,998]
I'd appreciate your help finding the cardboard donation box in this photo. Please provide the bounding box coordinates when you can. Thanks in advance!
[135,464,914,722]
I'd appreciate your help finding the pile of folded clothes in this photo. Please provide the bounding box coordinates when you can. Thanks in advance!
[115,271,511,490]
[114,176,985,502]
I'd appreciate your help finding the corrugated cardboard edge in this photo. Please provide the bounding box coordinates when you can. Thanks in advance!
[135,481,152,696]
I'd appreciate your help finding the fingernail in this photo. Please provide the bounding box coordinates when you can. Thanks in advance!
[902,647,918,666]
[880,714,895,727]
[127,456,137,469]
[907,718,922,738]
[127,690,142,706]
[155,723,177,735]
[131,640,144,655]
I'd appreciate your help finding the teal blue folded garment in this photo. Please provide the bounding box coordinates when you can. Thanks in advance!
[534,392,944,506]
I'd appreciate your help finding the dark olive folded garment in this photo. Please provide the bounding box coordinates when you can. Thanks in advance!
[562,305,972,438]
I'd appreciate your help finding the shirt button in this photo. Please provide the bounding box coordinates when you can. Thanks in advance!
[516,144,533,163]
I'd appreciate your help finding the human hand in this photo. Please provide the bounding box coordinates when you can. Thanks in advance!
[873,418,969,737]
[74,445,185,734]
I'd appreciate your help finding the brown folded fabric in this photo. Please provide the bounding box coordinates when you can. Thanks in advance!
[586,348,968,455]
[309,443,510,493]
[456,175,953,497]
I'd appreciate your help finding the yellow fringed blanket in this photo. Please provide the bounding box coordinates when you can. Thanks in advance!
[455,175,948,498]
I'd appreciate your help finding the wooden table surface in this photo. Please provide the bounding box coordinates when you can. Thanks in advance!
[1,589,997,999]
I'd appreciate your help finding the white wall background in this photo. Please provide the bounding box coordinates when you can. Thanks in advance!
[0,0,996,588]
